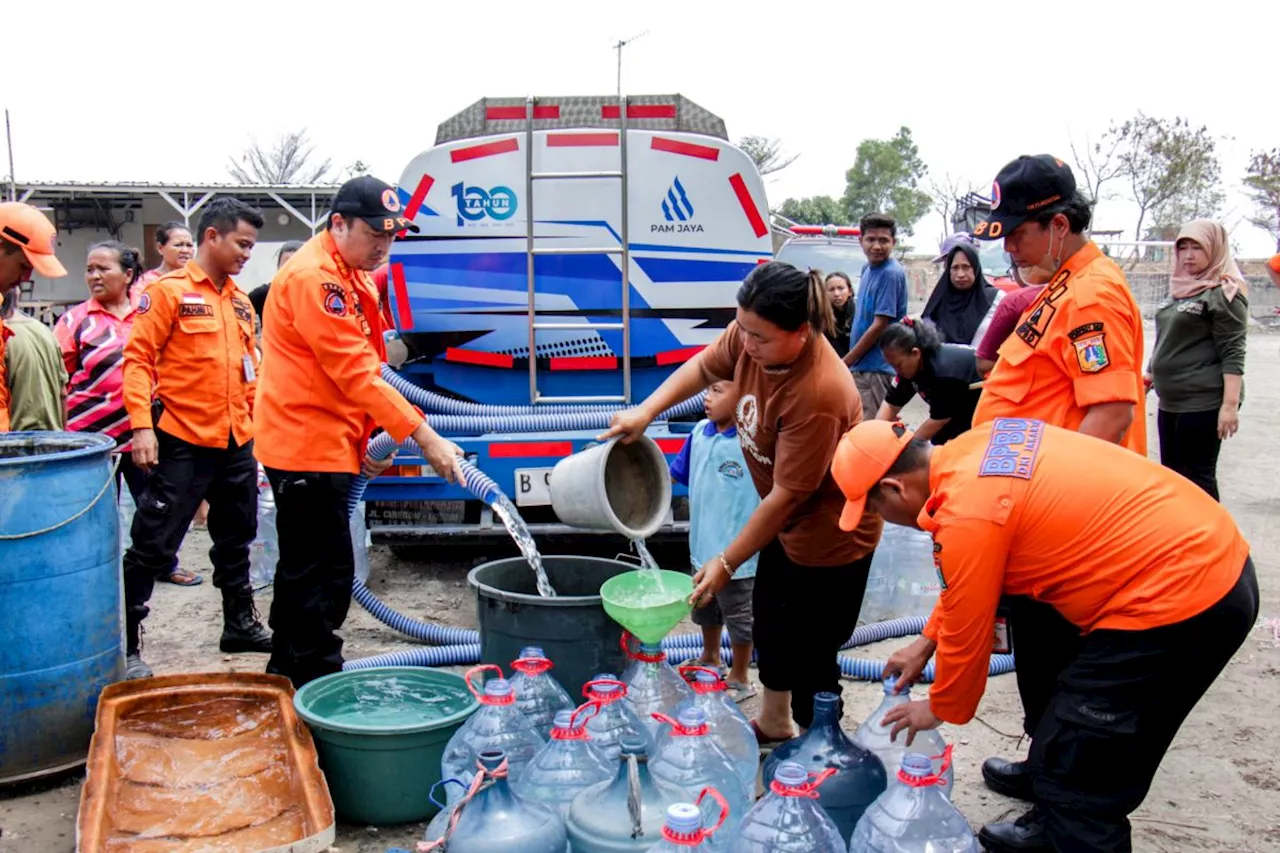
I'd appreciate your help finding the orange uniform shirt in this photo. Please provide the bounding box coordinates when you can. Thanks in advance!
[122,261,257,448]
[253,231,422,475]
[972,242,1146,455]
[918,419,1249,725]
[0,317,10,431]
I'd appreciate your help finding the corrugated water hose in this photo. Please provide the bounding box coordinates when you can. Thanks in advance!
[341,368,1015,679]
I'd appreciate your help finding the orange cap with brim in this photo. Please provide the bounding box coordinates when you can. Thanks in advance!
[0,202,67,278]
[831,420,916,531]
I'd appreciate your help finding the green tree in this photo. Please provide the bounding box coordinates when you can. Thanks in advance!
[1244,148,1280,250]
[1113,114,1221,242]
[739,136,799,177]
[840,127,932,236]
[776,196,846,226]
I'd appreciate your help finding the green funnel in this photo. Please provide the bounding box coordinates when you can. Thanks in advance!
[599,570,693,644]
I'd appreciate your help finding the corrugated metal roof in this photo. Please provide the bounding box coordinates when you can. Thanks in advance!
[15,180,342,193]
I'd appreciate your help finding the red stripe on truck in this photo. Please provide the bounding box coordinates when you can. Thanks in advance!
[654,345,705,366]
[729,173,769,238]
[650,137,720,161]
[489,441,574,459]
[403,174,435,221]
[602,104,678,119]
[549,356,618,371]
[451,138,519,162]
[547,132,620,147]
[445,348,514,368]
[487,105,560,120]
[390,263,413,330]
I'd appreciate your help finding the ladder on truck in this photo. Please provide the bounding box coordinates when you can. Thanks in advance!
[524,94,632,405]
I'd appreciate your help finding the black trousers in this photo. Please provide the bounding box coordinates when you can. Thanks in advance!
[1024,558,1257,853]
[1007,596,1084,737]
[753,539,874,729]
[116,453,179,577]
[1157,408,1222,501]
[264,468,354,689]
[122,431,257,651]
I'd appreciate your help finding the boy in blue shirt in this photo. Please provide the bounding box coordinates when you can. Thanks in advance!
[844,212,909,419]
[670,379,760,700]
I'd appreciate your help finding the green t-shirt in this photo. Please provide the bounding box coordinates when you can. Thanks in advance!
[1150,287,1247,414]
[3,312,67,431]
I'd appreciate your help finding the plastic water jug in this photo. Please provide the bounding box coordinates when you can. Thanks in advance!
[848,750,977,853]
[514,705,616,817]
[622,634,694,741]
[510,645,575,736]
[249,466,277,589]
[672,666,758,794]
[583,674,656,762]
[648,709,750,850]
[117,475,135,555]
[565,735,694,853]
[726,761,848,853]
[441,666,547,804]
[761,693,886,839]
[852,677,953,797]
[643,796,732,852]
[423,750,568,853]
[858,526,939,625]
[350,499,371,584]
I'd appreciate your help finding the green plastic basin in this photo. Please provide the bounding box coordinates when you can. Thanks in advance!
[293,666,478,825]
[599,570,693,645]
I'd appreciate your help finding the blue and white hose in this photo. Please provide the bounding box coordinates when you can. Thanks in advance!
[344,428,1016,682]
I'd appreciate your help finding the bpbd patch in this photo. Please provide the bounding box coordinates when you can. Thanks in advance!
[232,299,253,324]
[978,418,1045,479]
[322,282,347,316]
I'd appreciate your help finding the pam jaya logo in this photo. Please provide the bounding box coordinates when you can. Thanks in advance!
[653,176,703,233]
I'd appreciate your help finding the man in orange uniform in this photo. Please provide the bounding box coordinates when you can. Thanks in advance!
[122,198,272,680]
[831,419,1257,853]
[0,203,67,431]
[969,155,1149,802]
[254,176,464,687]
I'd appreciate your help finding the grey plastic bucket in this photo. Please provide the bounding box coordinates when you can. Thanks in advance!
[468,556,634,695]
[548,437,671,539]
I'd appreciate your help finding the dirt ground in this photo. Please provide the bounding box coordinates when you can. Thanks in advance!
[3,336,1278,853]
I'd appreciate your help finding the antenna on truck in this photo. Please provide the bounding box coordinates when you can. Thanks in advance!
[614,31,649,97]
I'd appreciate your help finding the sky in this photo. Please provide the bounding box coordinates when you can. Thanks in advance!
[7,0,1277,255]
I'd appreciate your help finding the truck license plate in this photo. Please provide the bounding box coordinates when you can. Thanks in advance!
[514,468,553,507]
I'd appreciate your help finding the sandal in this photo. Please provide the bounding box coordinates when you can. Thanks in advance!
[726,680,758,703]
[161,568,203,586]
[750,718,793,748]
[679,655,729,678]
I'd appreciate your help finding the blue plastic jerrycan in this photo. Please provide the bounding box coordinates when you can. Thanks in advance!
[566,735,693,852]
[422,750,567,853]
[440,666,547,803]
[582,673,657,762]
[726,760,848,853]
[848,750,977,852]
[510,645,575,737]
[852,677,953,798]
[621,633,694,741]
[670,666,759,795]
[648,708,750,850]
[514,704,616,818]
[761,692,886,838]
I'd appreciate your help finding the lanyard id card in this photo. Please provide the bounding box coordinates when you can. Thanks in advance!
[242,354,256,382]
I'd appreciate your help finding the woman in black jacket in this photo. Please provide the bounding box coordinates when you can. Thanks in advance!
[876,317,982,444]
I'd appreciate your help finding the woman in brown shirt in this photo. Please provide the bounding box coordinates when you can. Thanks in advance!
[604,261,883,738]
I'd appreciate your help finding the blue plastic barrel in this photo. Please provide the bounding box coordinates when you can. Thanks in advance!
[0,431,122,782]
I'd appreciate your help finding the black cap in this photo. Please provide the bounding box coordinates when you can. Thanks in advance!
[330,175,420,234]
[973,155,1076,241]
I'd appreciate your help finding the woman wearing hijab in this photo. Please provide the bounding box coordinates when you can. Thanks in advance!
[921,243,997,344]
[1147,219,1248,500]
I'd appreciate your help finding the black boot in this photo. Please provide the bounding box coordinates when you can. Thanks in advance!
[124,613,153,680]
[978,805,1052,852]
[982,756,1035,802]
[220,589,273,653]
